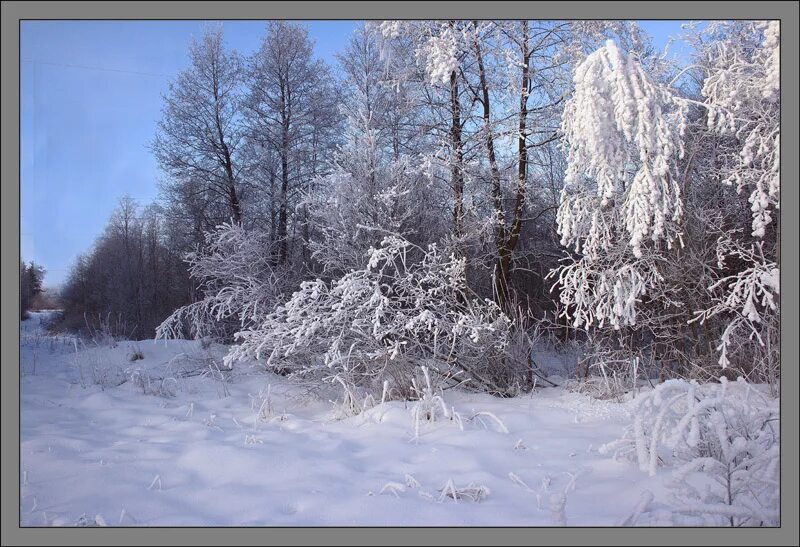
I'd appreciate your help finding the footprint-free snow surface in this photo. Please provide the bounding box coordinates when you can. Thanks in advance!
[20,311,675,526]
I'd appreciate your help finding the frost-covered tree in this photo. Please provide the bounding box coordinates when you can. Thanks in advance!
[554,39,685,331]
[470,20,572,309]
[305,111,431,276]
[377,20,472,249]
[306,25,440,276]
[552,21,780,382]
[152,24,246,238]
[377,21,647,315]
[245,21,340,266]
[335,24,416,158]
[698,22,779,241]
[684,21,780,374]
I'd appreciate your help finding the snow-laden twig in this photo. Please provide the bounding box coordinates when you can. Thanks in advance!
[404,474,421,489]
[618,490,654,526]
[438,479,490,503]
[508,471,533,492]
[147,474,162,491]
[379,482,406,497]
[468,411,509,434]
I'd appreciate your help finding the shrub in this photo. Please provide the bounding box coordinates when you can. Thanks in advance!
[601,377,779,526]
[225,236,512,402]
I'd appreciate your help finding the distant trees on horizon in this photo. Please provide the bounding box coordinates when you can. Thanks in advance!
[57,196,192,339]
[20,261,45,320]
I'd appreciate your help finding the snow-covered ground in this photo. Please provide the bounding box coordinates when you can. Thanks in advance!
[20,311,682,526]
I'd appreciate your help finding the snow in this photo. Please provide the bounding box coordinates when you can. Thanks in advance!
[17,311,753,526]
[560,39,683,261]
[420,28,460,85]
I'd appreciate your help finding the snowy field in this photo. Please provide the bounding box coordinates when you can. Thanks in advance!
[19,311,763,527]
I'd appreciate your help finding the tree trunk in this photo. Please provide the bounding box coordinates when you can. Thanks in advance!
[495,22,531,310]
[212,66,242,225]
[277,84,291,265]
[450,69,465,240]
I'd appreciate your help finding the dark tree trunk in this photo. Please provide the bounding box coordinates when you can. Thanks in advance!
[278,106,290,265]
[473,22,510,308]
[449,22,465,242]
[450,71,464,239]
[494,22,531,310]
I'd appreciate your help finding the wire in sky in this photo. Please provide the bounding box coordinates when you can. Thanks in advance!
[21,59,170,78]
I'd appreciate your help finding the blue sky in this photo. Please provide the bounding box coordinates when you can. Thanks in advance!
[21,20,691,287]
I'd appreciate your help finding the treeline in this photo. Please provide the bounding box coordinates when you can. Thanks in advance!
[19,261,45,320]
[57,20,779,391]
[58,197,192,339]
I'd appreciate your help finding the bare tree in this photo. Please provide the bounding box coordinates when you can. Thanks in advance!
[246,21,339,266]
[153,24,246,240]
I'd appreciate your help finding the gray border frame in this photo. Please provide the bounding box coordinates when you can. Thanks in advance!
[2,1,797,545]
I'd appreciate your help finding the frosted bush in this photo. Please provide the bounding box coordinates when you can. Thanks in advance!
[225,235,512,403]
[601,377,779,526]
[157,223,286,343]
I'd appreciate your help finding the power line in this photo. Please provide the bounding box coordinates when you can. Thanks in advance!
[22,59,171,78]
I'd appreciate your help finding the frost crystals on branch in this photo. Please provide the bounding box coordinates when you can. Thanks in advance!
[559,39,684,261]
[600,378,779,526]
[554,40,685,330]
[224,235,512,403]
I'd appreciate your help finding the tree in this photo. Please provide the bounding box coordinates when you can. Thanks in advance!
[551,39,689,380]
[153,24,246,242]
[553,23,780,383]
[377,20,646,314]
[304,25,440,276]
[305,110,428,276]
[377,20,471,254]
[684,21,780,375]
[246,21,340,266]
[471,21,569,309]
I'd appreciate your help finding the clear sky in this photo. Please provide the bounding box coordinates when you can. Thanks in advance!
[20,20,691,287]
